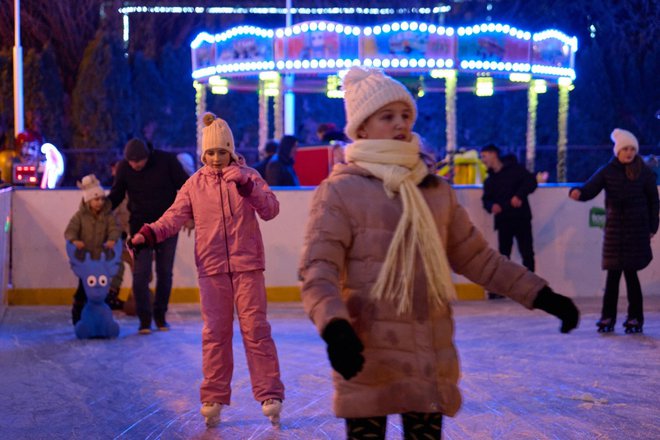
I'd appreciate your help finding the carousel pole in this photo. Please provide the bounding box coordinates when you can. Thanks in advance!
[283,0,295,135]
[556,78,571,182]
[444,70,457,183]
[13,0,25,136]
[431,69,457,182]
[258,78,269,152]
[194,82,207,164]
[274,79,283,140]
[525,80,538,173]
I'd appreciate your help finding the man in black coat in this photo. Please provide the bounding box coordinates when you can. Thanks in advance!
[480,144,538,298]
[108,138,190,333]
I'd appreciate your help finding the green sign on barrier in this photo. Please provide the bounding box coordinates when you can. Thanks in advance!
[589,207,606,228]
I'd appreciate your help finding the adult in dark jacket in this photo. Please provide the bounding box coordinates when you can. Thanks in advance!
[570,129,659,333]
[108,138,190,333]
[265,135,300,186]
[480,145,538,278]
[316,122,348,145]
[253,139,278,178]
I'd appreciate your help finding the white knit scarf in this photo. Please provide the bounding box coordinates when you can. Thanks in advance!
[345,135,456,314]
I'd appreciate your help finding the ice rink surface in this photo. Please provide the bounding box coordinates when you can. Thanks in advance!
[1,296,658,439]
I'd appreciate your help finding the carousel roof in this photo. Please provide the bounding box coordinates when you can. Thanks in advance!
[190,20,577,89]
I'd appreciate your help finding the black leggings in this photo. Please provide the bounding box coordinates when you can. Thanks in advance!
[602,269,644,323]
[346,412,443,440]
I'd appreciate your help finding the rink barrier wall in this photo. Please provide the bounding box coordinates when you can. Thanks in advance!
[7,283,486,305]
[0,188,10,317]
[7,185,660,305]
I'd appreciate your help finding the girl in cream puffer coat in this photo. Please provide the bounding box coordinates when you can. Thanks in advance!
[299,67,580,439]
[131,114,284,428]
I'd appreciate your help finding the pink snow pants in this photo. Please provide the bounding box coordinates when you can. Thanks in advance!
[198,271,285,405]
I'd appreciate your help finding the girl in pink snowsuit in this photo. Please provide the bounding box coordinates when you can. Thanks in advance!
[130,113,285,428]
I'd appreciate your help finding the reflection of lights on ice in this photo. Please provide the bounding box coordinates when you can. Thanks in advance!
[40,143,64,189]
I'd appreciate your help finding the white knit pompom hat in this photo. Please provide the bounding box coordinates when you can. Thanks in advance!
[77,174,105,203]
[201,112,239,164]
[611,128,639,156]
[343,67,417,141]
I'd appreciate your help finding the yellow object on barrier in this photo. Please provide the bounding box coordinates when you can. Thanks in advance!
[0,149,18,184]
[437,149,488,184]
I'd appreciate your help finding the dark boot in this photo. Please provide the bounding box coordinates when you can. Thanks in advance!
[72,279,87,325]
[154,311,170,331]
[105,288,125,310]
[71,301,85,325]
[138,313,152,335]
[122,292,136,316]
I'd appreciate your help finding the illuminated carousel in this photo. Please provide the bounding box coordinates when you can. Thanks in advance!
[191,20,577,182]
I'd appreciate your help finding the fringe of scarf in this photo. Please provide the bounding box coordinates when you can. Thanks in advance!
[345,135,456,314]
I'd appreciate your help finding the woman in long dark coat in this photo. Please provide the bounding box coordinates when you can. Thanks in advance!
[570,128,659,333]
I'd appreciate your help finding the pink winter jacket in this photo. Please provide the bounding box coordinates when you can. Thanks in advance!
[300,164,547,419]
[148,165,279,276]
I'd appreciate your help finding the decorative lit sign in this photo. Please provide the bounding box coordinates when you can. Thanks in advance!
[13,165,38,185]
[191,33,217,73]
[40,143,64,189]
[531,33,575,78]
[326,75,343,98]
[360,23,455,62]
[259,71,280,96]
[191,21,577,81]
[209,75,229,94]
[457,24,532,74]
[509,73,532,82]
[533,79,547,94]
[475,77,494,97]
[274,21,359,65]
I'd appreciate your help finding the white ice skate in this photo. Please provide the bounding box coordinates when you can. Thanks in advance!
[261,399,282,427]
[200,402,222,427]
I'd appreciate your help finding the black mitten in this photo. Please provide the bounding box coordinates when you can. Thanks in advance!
[533,286,580,333]
[322,319,365,380]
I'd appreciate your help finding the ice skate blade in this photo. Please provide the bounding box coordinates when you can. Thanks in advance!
[597,327,614,333]
[269,414,281,428]
[262,399,282,428]
[204,415,220,428]
[200,403,222,427]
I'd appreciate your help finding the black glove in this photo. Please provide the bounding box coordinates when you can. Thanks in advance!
[322,319,365,380]
[533,286,580,333]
